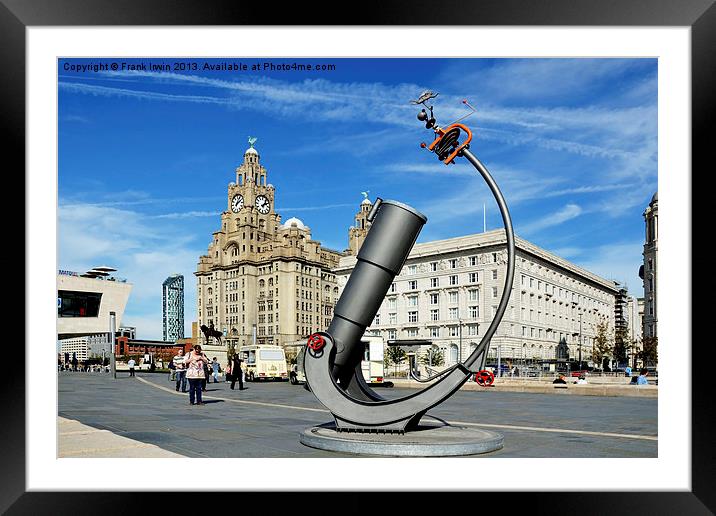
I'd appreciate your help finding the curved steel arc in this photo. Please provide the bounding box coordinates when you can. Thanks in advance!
[461,148,516,369]
[303,332,475,430]
[304,144,515,431]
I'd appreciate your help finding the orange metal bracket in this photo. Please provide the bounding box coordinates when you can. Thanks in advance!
[427,123,473,165]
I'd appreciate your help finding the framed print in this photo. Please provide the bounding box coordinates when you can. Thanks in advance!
[4,0,713,512]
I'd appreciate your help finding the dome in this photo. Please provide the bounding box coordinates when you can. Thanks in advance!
[267,183,275,189]
[281,217,306,230]
[650,191,658,205]
[245,146,259,156]
[361,197,372,206]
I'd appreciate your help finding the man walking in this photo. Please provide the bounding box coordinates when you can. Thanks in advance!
[128,357,136,377]
[211,357,221,383]
[173,349,188,392]
[230,353,244,390]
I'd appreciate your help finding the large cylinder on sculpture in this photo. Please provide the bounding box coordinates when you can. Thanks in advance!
[329,200,427,382]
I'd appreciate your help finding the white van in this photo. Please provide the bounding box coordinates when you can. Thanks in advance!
[239,345,288,381]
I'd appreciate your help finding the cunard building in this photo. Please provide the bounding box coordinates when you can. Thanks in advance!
[337,198,620,368]
[195,139,342,352]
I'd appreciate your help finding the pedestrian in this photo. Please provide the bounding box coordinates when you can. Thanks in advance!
[625,365,632,377]
[575,375,587,384]
[230,353,244,390]
[225,362,232,382]
[211,357,221,383]
[202,360,210,392]
[128,357,136,377]
[552,373,567,384]
[173,349,188,393]
[168,357,176,382]
[636,368,649,385]
[184,344,209,405]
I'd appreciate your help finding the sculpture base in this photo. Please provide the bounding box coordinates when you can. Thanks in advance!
[300,419,503,457]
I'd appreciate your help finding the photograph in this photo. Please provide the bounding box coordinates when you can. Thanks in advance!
[56,56,659,460]
[7,9,707,507]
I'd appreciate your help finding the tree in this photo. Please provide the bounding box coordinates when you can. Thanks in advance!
[592,321,613,369]
[385,346,406,375]
[613,327,629,367]
[419,345,444,368]
[639,336,658,367]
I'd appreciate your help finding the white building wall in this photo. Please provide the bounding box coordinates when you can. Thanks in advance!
[334,230,618,366]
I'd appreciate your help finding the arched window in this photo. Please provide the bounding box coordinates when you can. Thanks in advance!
[259,279,265,288]
[449,344,459,364]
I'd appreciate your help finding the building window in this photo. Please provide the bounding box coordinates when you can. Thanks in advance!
[448,307,459,320]
[468,289,479,301]
[429,293,439,305]
[469,272,478,283]
[430,262,438,272]
[449,275,458,286]
[373,314,380,326]
[58,290,102,318]
[492,287,498,298]
[430,278,439,288]
[448,291,458,304]
[387,329,397,340]
[449,259,458,269]
[469,256,477,266]
[492,270,498,280]
[387,298,397,309]
[407,264,417,275]
[430,309,439,321]
[449,326,459,337]
[407,295,418,307]
[408,280,418,290]
[406,328,418,337]
[468,325,479,336]
[408,311,418,323]
[430,327,440,338]
[449,344,459,363]
[469,305,479,318]
[389,313,397,324]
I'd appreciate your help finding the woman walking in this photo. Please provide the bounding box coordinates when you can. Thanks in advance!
[184,344,209,406]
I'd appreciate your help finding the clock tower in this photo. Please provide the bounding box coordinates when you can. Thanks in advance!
[195,138,342,360]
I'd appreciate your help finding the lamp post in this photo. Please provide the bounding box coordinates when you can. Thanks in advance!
[109,311,116,379]
[578,312,582,370]
[458,318,462,364]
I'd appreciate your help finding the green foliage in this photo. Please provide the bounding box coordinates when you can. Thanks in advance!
[385,346,406,375]
[419,346,444,367]
[592,321,613,366]
[639,336,658,366]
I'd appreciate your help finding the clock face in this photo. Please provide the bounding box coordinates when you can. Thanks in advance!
[231,194,244,213]
[255,195,270,214]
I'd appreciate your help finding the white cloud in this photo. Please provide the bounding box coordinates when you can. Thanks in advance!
[519,204,583,235]
[59,201,203,340]
[576,241,645,293]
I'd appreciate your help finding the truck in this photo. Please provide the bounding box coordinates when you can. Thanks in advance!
[287,334,391,387]
[238,344,288,381]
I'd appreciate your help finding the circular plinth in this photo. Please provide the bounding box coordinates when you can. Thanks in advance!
[300,420,503,457]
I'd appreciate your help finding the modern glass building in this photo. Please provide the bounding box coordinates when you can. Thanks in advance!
[162,274,184,342]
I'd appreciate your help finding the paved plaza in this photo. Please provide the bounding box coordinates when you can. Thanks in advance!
[58,371,657,458]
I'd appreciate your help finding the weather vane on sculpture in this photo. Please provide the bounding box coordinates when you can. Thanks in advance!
[248,136,258,148]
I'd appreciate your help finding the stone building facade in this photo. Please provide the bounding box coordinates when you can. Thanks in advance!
[640,192,658,338]
[336,201,619,366]
[195,141,342,353]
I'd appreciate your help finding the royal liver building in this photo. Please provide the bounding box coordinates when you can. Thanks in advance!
[195,139,341,352]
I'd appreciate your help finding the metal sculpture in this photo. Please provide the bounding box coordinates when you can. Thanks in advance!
[200,323,223,346]
[302,92,516,434]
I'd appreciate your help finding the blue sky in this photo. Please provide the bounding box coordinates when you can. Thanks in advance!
[58,58,657,340]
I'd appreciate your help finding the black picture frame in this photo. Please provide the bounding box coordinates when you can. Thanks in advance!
[4,0,712,513]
